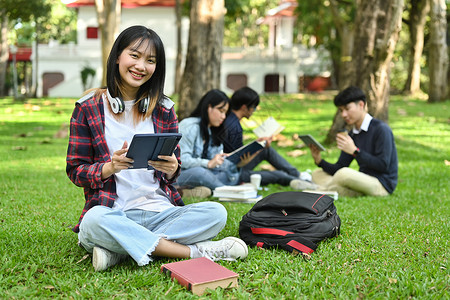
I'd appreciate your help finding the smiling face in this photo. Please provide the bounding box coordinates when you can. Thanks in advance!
[116,40,156,100]
[208,101,229,127]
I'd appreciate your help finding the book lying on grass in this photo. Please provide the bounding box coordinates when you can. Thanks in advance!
[303,190,338,201]
[298,134,326,151]
[218,195,263,203]
[126,133,182,169]
[161,257,239,296]
[226,140,266,164]
[253,116,285,138]
[213,183,257,199]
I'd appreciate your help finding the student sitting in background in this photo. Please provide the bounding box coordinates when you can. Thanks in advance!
[177,89,249,198]
[222,86,316,190]
[307,86,398,197]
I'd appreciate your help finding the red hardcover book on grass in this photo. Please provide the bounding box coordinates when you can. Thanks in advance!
[161,257,239,295]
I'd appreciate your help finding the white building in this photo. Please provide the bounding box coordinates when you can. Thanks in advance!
[34,0,331,98]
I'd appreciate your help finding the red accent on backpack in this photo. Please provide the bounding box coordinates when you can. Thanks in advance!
[287,240,314,254]
[251,227,294,236]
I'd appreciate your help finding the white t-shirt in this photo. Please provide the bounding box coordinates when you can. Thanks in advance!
[103,96,173,212]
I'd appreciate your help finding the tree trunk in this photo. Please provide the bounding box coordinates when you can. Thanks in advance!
[337,27,354,90]
[0,10,9,96]
[177,0,225,120]
[428,0,448,102]
[31,20,39,98]
[448,46,450,99]
[174,0,183,95]
[325,0,404,144]
[329,0,354,90]
[95,0,121,87]
[403,0,430,95]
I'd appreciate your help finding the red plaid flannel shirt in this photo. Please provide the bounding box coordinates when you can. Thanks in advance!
[66,93,184,233]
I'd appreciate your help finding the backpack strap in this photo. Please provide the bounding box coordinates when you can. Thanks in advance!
[286,239,316,254]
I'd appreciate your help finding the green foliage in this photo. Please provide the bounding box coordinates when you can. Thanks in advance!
[5,0,76,45]
[390,2,431,94]
[0,0,51,23]
[224,0,279,47]
[38,0,77,44]
[0,94,448,298]
[295,0,354,48]
[80,65,96,91]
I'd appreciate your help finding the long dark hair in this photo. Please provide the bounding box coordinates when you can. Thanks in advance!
[106,25,166,118]
[190,89,230,158]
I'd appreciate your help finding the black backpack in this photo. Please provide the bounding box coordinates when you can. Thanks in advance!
[239,191,341,255]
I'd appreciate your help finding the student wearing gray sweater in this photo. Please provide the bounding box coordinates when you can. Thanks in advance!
[309,86,398,197]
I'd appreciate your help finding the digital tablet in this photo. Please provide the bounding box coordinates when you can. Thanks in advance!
[298,134,326,151]
[126,133,182,169]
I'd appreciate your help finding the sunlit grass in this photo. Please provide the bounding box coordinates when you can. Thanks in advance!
[0,95,448,298]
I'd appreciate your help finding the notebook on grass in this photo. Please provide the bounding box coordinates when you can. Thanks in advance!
[161,257,238,295]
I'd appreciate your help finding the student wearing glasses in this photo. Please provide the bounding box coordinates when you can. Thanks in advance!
[177,89,252,198]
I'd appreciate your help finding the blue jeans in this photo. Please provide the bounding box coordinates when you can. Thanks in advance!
[240,147,300,186]
[78,202,227,266]
[177,166,240,189]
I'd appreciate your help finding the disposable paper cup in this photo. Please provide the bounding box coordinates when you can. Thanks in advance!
[338,130,348,136]
[250,174,262,190]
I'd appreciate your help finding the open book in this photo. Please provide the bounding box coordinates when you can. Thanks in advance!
[253,117,285,138]
[226,140,266,164]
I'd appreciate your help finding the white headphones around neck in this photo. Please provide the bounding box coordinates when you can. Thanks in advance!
[106,89,150,114]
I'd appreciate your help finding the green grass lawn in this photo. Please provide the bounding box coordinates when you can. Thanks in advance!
[0,94,448,299]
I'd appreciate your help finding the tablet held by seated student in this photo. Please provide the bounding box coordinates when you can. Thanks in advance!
[126,133,182,169]
[307,86,398,197]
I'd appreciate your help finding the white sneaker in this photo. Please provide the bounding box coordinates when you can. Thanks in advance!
[299,171,312,182]
[290,179,318,191]
[92,246,127,272]
[195,237,248,261]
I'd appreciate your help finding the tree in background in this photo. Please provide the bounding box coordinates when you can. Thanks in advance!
[325,0,404,143]
[427,0,448,102]
[327,0,356,90]
[174,0,190,95]
[95,0,121,87]
[177,0,225,120]
[224,0,278,48]
[174,0,183,95]
[402,0,430,95]
[0,0,51,96]
[296,0,356,90]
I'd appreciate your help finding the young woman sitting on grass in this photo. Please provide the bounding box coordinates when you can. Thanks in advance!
[66,26,247,272]
[176,89,255,198]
